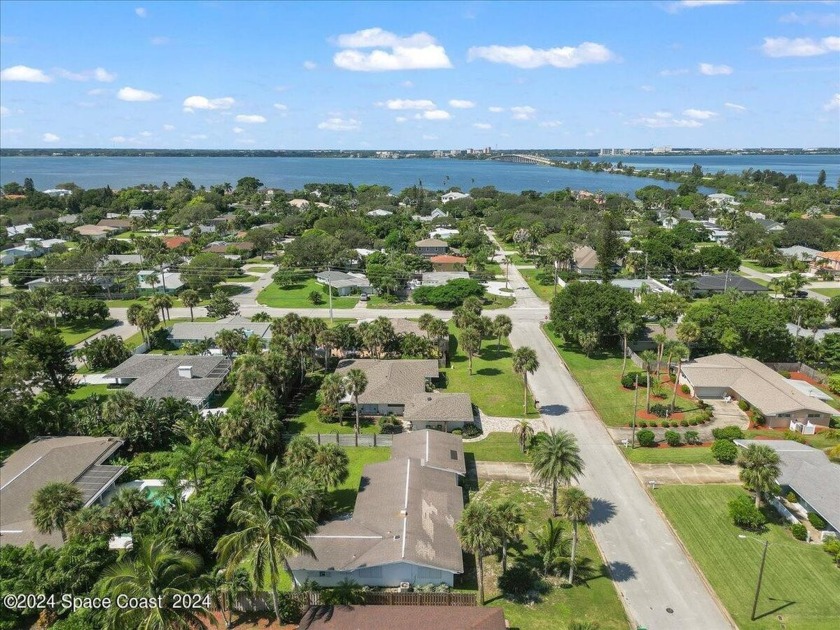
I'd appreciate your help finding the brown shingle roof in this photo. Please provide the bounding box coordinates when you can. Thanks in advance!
[299,605,505,630]
[403,393,474,426]
[415,238,448,248]
[429,254,467,264]
[335,359,439,406]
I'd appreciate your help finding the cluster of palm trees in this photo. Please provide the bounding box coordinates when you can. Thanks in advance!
[457,428,591,605]
[318,368,368,432]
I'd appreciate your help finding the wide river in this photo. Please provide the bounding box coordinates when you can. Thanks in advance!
[0,154,836,194]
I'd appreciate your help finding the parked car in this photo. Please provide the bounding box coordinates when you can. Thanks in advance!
[359,293,369,301]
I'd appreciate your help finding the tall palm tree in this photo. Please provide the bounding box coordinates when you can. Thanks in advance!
[461,327,482,375]
[180,289,200,322]
[30,482,83,542]
[136,306,160,347]
[737,444,781,508]
[343,368,368,435]
[493,314,512,350]
[215,461,317,625]
[98,538,209,630]
[668,342,690,413]
[494,500,525,574]
[513,346,539,414]
[232,353,267,396]
[317,328,342,371]
[652,332,668,379]
[311,443,350,492]
[618,320,636,377]
[215,329,246,359]
[676,320,701,347]
[455,501,501,606]
[529,518,567,576]
[318,372,345,423]
[531,429,585,517]
[558,487,592,584]
[639,349,658,413]
[512,419,535,453]
[426,318,450,359]
[172,438,220,496]
[106,487,152,532]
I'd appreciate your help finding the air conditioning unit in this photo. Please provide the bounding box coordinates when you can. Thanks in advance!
[399,582,411,593]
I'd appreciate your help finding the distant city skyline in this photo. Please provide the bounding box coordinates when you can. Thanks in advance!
[1,1,838,149]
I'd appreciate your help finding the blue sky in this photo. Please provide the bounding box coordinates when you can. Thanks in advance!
[1,0,838,149]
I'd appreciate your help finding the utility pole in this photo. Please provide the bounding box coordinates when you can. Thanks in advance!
[327,273,334,324]
[505,258,510,291]
[631,374,639,448]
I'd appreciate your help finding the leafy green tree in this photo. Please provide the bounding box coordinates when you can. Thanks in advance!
[181,252,237,292]
[737,444,782,508]
[558,487,592,584]
[343,368,368,435]
[595,211,624,281]
[513,346,539,413]
[19,328,77,395]
[205,290,240,318]
[550,282,642,347]
[530,429,584,517]
[30,482,83,542]
[455,500,501,605]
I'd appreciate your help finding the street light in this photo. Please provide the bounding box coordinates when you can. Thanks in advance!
[738,535,769,621]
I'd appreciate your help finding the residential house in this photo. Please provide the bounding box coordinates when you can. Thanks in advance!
[611,278,673,296]
[42,188,73,197]
[415,238,449,257]
[128,208,162,220]
[679,353,836,429]
[785,323,840,343]
[97,218,132,233]
[745,211,767,221]
[367,209,393,217]
[334,359,440,416]
[289,199,311,210]
[0,436,125,547]
[74,224,117,240]
[412,208,449,223]
[755,218,784,233]
[402,393,474,431]
[315,270,372,296]
[441,191,470,204]
[733,440,839,534]
[779,246,823,262]
[207,212,236,229]
[812,251,840,272]
[168,317,272,349]
[57,215,80,225]
[4,223,33,237]
[299,606,505,630]
[420,271,470,286]
[658,209,695,229]
[691,274,768,296]
[707,193,736,206]
[430,254,467,271]
[628,323,679,353]
[571,245,600,276]
[105,254,144,265]
[429,227,459,240]
[288,430,465,587]
[137,270,183,293]
[106,355,231,407]
[390,430,467,476]
[204,241,254,256]
[163,236,191,250]
[698,221,732,244]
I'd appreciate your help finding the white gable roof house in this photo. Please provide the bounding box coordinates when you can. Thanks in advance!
[441,191,469,204]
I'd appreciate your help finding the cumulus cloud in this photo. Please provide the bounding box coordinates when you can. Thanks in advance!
[761,36,840,58]
[380,99,436,110]
[117,86,160,101]
[683,108,717,120]
[825,94,840,111]
[135,7,147,18]
[467,42,615,68]
[235,114,267,123]
[333,27,452,71]
[449,99,475,109]
[401,80,414,88]
[664,0,740,12]
[139,131,152,137]
[232,127,244,134]
[417,110,451,120]
[318,117,361,131]
[488,106,504,113]
[394,116,407,123]
[0,65,51,82]
[303,60,317,70]
[182,95,235,112]
[273,103,288,111]
[725,102,747,112]
[163,124,175,131]
[510,105,536,120]
[473,122,492,129]
[539,120,563,128]
[698,62,733,75]
[56,67,116,82]
[630,112,703,128]
[42,132,60,142]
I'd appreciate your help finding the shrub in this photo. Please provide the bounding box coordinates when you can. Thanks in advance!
[786,491,798,503]
[308,290,325,305]
[790,523,808,541]
[450,428,462,436]
[778,370,791,379]
[462,424,482,438]
[638,421,647,428]
[685,430,700,445]
[783,430,806,444]
[648,421,657,428]
[378,292,399,303]
[679,419,689,427]
[689,419,698,426]
[808,512,827,530]
[650,403,670,418]
[712,426,744,441]
[621,373,640,389]
[823,538,840,567]
[737,399,750,411]
[636,429,656,447]
[680,384,691,394]
[712,439,738,464]
[276,593,306,624]
[378,415,403,434]
[498,564,538,598]
[664,430,682,447]
[728,495,767,530]
[753,412,766,426]
[652,386,668,399]
[829,374,840,394]
[316,404,340,424]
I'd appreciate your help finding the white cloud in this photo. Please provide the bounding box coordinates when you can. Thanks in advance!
[56,67,116,82]
[0,106,9,117]
[235,114,267,123]
[449,99,475,109]
[273,103,288,111]
[150,36,169,46]
[232,127,244,134]
[94,67,116,82]
[303,60,317,70]
[0,65,51,82]
[467,42,615,69]
[676,1,740,7]
[87,88,107,95]
[539,120,563,128]
[824,94,840,111]
[318,117,360,131]
[42,132,60,142]
[333,27,452,71]
[725,102,747,112]
[111,135,128,143]
[659,68,689,76]
[117,86,160,101]
[683,108,717,120]
[182,95,235,112]
[488,106,504,113]
[380,99,436,110]
[139,131,152,137]
[761,36,840,58]
[401,80,414,88]
[698,62,733,75]
[419,109,451,120]
[395,116,407,123]
[779,12,840,28]
[473,122,492,129]
[510,105,536,120]
[135,7,147,18]
[630,113,703,128]
[163,124,175,131]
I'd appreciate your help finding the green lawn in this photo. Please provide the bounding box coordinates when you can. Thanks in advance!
[285,375,380,435]
[625,446,716,465]
[256,279,359,309]
[482,292,515,310]
[738,274,770,287]
[442,323,537,418]
[328,446,392,513]
[473,481,628,630]
[742,260,783,273]
[59,318,117,345]
[654,485,840,629]
[543,324,698,427]
[463,432,529,462]
[518,267,556,303]
[68,383,118,400]
[224,274,259,283]
[245,266,273,273]
[123,316,217,350]
[745,428,840,451]
[813,287,840,298]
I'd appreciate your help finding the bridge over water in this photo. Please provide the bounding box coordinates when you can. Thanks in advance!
[489,153,556,166]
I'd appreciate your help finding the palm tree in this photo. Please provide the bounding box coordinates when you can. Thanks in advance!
[172,439,219,496]
[107,487,152,532]
[558,487,592,584]
[455,501,501,606]
[494,500,525,574]
[426,318,450,359]
[215,461,317,625]
[30,482,83,542]
[668,342,690,413]
[180,289,200,322]
[618,320,636,377]
[737,444,781,508]
[98,538,209,630]
[215,329,246,359]
[676,320,701,347]
[418,312,435,333]
[512,419,535,453]
[652,332,668,379]
[136,306,160,347]
[577,331,598,357]
[284,435,318,472]
[318,372,345,423]
[461,327,482,375]
[317,328,341,371]
[343,368,368,435]
[232,353,267,396]
[311,443,350,492]
[493,314,513,350]
[531,429,585,517]
[639,349,658,413]
[322,578,366,605]
[529,518,567,576]
[513,346,539,414]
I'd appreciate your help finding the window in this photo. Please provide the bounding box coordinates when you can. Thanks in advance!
[778,414,791,418]
[807,413,822,418]
[358,567,382,578]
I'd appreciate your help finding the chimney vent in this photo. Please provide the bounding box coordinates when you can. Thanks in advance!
[178,365,193,379]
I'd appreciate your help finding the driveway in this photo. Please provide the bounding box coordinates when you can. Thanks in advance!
[508,320,733,630]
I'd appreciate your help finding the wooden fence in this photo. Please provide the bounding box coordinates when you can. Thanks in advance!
[217,590,474,611]
[282,432,394,447]
[763,361,828,384]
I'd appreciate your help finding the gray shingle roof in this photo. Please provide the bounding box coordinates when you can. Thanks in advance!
[106,355,230,404]
[403,393,474,425]
[335,359,439,406]
[169,321,271,343]
[692,274,768,293]
[391,430,467,475]
[415,238,448,248]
